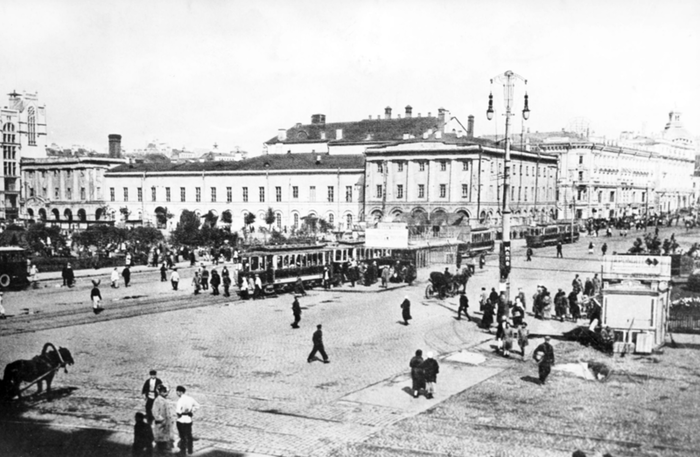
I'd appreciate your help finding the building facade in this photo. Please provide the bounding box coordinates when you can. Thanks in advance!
[1,91,49,220]
[364,139,559,228]
[541,111,696,220]
[103,153,365,233]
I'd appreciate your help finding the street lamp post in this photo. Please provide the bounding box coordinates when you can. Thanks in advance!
[487,70,529,302]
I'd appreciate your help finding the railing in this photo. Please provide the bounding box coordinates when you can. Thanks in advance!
[668,317,700,334]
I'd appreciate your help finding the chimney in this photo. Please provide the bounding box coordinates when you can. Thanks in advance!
[437,108,446,125]
[336,128,343,140]
[385,106,392,119]
[108,134,122,158]
[467,115,474,138]
[277,129,287,141]
[311,114,326,125]
[405,105,413,118]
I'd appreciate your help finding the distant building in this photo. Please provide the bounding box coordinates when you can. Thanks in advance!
[1,91,49,221]
[104,153,364,232]
[264,106,474,156]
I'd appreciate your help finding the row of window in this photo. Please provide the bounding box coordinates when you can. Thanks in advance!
[376,160,555,178]
[376,184,554,201]
[110,185,354,203]
[30,186,92,201]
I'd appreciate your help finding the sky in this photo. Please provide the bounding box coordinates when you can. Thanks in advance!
[0,0,698,155]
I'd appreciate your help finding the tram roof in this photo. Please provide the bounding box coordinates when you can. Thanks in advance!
[0,246,26,252]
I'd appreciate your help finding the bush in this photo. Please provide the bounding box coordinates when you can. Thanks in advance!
[687,269,700,293]
[31,253,148,273]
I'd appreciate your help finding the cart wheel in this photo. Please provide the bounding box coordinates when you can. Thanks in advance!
[0,274,10,288]
[425,283,435,299]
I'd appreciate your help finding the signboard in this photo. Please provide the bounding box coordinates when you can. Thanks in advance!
[603,293,655,330]
[602,255,671,280]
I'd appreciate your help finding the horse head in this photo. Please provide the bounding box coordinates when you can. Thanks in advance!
[58,348,75,370]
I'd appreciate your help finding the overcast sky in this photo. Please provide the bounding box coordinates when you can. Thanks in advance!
[1,0,698,154]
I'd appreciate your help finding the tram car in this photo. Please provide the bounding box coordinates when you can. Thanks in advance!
[525,222,580,248]
[236,244,394,295]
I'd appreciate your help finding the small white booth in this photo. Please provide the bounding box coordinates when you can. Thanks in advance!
[601,255,672,353]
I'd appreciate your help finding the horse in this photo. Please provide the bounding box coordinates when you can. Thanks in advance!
[2,343,74,400]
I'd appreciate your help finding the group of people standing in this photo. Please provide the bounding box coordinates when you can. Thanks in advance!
[409,349,440,399]
[134,370,200,456]
[191,264,232,297]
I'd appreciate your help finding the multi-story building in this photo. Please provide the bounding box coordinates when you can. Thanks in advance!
[1,91,48,220]
[364,137,559,227]
[264,106,472,156]
[540,111,696,219]
[103,153,365,233]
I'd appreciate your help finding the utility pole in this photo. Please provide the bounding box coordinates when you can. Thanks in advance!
[486,71,529,301]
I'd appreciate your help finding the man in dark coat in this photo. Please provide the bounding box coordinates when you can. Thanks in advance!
[400,296,412,325]
[200,265,209,290]
[222,267,231,297]
[601,242,608,256]
[307,324,329,363]
[210,269,221,295]
[533,336,555,385]
[569,289,581,321]
[457,292,471,321]
[141,369,163,423]
[405,263,416,286]
[556,240,563,258]
[526,247,533,261]
[132,412,154,456]
[291,297,301,329]
[122,265,131,287]
[160,263,167,282]
[419,352,440,399]
[409,349,424,398]
[62,263,75,287]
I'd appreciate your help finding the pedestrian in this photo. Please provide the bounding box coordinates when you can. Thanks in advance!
[405,262,416,286]
[323,266,331,290]
[0,291,6,319]
[457,292,471,321]
[481,297,494,331]
[122,265,132,287]
[221,267,231,297]
[409,349,424,398]
[533,336,555,385]
[517,322,529,359]
[29,263,39,289]
[254,274,264,300]
[479,287,488,311]
[512,296,525,327]
[348,259,357,287]
[110,267,120,288]
[496,316,511,356]
[200,265,209,291]
[419,352,440,399]
[601,243,608,256]
[569,289,581,321]
[189,251,196,266]
[132,412,154,457]
[170,268,180,291]
[248,276,256,299]
[556,240,563,258]
[517,287,527,312]
[210,269,220,295]
[479,253,486,269]
[192,272,201,295]
[400,296,412,325]
[554,289,567,322]
[526,247,533,261]
[141,369,163,423]
[584,277,594,297]
[592,273,602,296]
[307,324,330,363]
[90,279,104,314]
[291,296,301,329]
[62,263,75,288]
[588,297,602,331]
[588,241,594,254]
[294,276,307,296]
[381,265,390,289]
[175,385,199,455]
[160,263,168,282]
[152,384,174,452]
[240,276,249,299]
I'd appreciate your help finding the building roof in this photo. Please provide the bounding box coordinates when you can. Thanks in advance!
[266,115,443,145]
[106,153,365,174]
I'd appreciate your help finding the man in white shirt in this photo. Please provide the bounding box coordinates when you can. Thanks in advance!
[171,268,180,291]
[175,385,200,455]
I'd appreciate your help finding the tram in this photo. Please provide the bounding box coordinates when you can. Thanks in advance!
[525,222,580,248]
[236,244,394,294]
[0,246,30,288]
[465,227,496,257]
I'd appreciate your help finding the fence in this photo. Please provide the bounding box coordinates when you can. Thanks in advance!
[668,317,700,334]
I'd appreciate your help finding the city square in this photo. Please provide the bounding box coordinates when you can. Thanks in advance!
[1,228,699,457]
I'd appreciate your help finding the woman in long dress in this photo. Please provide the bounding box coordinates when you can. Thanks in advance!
[152,385,174,451]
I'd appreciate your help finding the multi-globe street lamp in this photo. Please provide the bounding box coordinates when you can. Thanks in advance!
[486,70,530,302]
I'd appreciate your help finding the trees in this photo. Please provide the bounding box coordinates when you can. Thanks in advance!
[72,224,128,252]
[127,226,164,253]
[264,207,276,232]
[203,210,218,229]
[170,210,201,247]
[318,218,334,234]
[244,213,256,232]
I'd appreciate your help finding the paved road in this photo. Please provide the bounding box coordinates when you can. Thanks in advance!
[0,225,695,456]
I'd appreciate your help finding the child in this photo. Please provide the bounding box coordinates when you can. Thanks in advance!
[132,412,154,456]
[90,280,104,314]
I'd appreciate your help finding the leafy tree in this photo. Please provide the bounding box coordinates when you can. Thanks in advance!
[221,211,232,224]
[301,215,318,234]
[203,210,218,228]
[127,226,164,253]
[264,207,276,232]
[318,218,334,233]
[26,223,68,255]
[244,213,256,230]
[170,210,201,247]
[72,224,128,252]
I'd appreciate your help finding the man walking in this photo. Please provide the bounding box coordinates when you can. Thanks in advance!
[457,292,471,321]
[200,265,209,291]
[210,269,220,295]
[601,243,608,256]
[556,240,563,258]
[141,369,163,424]
[62,263,75,288]
[170,268,180,291]
[175,385,200,455]
[526,247,533,261]
[122,265,131,287]
[291,297,301,329]
[111,267,120,288]
[419,352,440,399]
[400,296,412,325]
[533,336,555,385]
[307,324,330,363]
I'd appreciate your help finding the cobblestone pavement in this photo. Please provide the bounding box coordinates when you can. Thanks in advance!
[0,226,694,456]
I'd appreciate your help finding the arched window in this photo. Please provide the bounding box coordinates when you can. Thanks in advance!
[27,107,36,146]
[293,213,299,228]
[346,214,352,229]
[276,213,282,229]
[328,213,334,227]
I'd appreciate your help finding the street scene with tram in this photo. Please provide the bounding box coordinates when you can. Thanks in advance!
[2,3,700,457]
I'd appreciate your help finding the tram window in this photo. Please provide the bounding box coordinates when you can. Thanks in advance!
[251,256,260,271]
[276,256,282,269]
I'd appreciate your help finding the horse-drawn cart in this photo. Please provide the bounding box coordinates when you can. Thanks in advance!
[425,270,471,299]
[1,343,74,401]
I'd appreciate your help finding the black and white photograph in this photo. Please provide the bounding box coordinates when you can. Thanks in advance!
[0,1,699,456]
